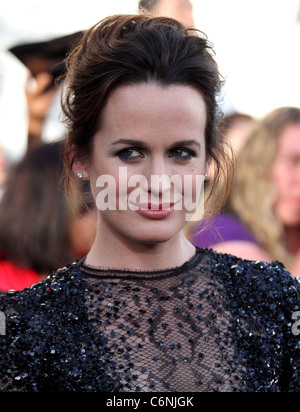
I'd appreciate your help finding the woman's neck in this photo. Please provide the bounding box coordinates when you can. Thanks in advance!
[85,219,196,271]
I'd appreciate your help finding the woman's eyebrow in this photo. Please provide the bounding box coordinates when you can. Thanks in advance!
[169,140,202,150]
[111,138,201,149]
[111,139,147,148]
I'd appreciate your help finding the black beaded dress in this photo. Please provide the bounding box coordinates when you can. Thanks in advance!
[0,247,299,392]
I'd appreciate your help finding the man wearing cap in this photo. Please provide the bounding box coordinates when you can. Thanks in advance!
[9,32,82,150]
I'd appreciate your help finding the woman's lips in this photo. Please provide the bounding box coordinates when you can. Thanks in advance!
[131,203,175,219]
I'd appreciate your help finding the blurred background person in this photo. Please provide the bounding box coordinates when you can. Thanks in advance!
[138,0,195,27]
[0,141,96,293]
[0,143,8,199]
[24,71,56,150]
[218,112,254,156]
[189,107,300,277]
[204,111,254,181]
[9,32,83,151]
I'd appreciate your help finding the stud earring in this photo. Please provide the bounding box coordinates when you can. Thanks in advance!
[77,172,83,179]
[203,174,208,180]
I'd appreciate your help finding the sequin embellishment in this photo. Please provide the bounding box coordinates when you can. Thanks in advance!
[0,248,299,392]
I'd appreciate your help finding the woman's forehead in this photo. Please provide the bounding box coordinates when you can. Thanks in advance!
[98,83,207,142]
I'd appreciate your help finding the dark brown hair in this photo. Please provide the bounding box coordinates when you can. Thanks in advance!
[62,14,234,218]
[0,142,75,274]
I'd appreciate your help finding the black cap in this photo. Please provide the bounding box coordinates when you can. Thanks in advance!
[9,31,83,80]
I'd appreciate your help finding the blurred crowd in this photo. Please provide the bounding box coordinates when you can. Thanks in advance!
[0,0,300,293]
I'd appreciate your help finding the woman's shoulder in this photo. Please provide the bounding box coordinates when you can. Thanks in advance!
[198,248,300,392]
[202,248,300,309]
[0,260,84,314]
[0,259,85,351]
[0,260,87,391]
[204,247,298,287]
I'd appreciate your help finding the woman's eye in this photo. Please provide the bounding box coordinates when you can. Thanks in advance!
[169,148,196,160]
[118,148,144,160]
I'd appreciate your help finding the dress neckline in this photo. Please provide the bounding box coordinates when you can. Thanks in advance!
[80,247,206,280]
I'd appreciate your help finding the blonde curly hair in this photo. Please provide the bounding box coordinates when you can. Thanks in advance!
[228,107,300,268]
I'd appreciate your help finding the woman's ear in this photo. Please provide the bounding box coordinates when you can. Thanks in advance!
[68,143,90,180]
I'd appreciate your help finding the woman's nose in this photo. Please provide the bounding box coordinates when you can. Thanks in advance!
[143,158,172,196]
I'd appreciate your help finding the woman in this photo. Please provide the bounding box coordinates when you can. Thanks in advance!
[0,142,96,292]
[0,15,299,392]
[192,108,300,276]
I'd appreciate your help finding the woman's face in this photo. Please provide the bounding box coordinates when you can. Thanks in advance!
[272,122,300,227]
[78,83,208,245]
